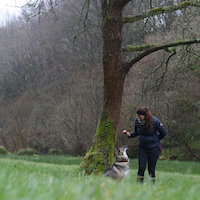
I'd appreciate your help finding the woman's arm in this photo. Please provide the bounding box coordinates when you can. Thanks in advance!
[156,120,167,140]
[122,119,139,138]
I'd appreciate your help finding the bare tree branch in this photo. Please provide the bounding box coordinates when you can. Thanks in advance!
[123,38,200,72]
[123,1,200,23]
[22,0,65,20]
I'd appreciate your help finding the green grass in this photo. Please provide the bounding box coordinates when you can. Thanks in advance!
[0,154,199,200]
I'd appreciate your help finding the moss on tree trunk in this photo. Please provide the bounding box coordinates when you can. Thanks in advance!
[80,115,115,175]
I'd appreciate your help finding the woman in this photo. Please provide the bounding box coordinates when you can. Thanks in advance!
[122,107,166,184]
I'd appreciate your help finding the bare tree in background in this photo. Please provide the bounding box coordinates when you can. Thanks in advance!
[0,1,103,153]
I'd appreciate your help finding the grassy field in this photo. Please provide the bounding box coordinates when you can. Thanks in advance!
[0,154,199,200]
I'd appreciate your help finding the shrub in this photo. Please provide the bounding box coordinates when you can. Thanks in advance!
[0,146,8,155]
[18,148,36,156]
[48,148,63,155]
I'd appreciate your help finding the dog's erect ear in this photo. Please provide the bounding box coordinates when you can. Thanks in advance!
[123,146,128,151]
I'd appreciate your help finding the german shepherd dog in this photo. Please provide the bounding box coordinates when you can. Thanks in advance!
[103,147,130,180]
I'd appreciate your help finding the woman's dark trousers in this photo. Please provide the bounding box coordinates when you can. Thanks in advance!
[137,145,160,183]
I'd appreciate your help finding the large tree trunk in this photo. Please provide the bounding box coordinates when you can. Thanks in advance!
[80,1,126,174]
[80,0,200,174]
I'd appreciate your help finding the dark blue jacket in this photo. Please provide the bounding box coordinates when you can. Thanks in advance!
[129,116,166,149]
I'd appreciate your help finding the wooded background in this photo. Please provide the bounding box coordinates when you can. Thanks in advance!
[0,0,199,160]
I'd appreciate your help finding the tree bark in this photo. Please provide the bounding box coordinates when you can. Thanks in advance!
[80,0,127,174]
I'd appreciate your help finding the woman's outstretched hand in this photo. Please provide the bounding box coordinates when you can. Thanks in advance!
[122,130,131,137]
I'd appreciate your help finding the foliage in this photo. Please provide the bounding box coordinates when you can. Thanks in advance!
[0,146,8,155]
[0,155,199,200]
[48,148,63,155]
[17,148,36,156]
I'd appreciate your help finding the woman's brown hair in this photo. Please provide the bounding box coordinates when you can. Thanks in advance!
[137,107,152,132]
